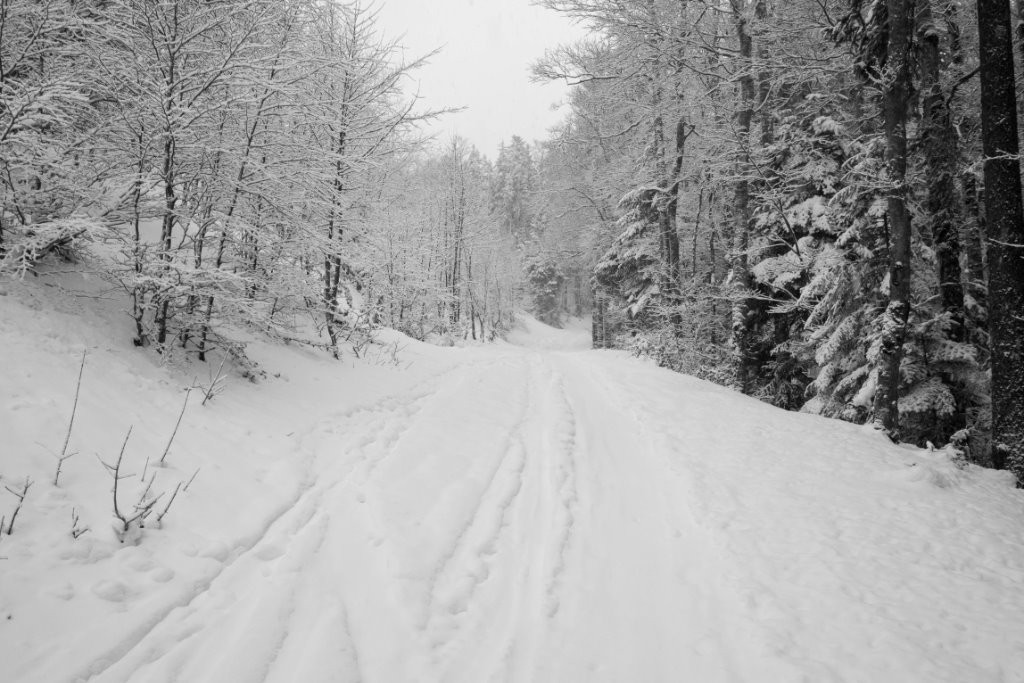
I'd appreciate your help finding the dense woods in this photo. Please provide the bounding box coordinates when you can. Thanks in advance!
[528,0,1024,483]
[2,0,1023,482]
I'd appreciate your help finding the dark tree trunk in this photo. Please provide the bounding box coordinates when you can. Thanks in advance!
[130,131,149,348]
[731,0,757,394]
[155,132,177,348]
[755,0,773,146]
[664,116,687,296]
[918,1,965,341]
[592,292,609,349]
[645,0,681,315]
[451,166,465,326]
[324,127,348,358]
[911,0,970,441]
[873,0,915,438]
[977,0,1024,483]
[942,2,988,342]
[960,169,988,340]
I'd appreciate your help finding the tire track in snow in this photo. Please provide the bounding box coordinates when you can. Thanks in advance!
[79,361,476,683]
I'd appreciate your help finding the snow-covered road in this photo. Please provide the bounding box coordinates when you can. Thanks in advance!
[82,340,1024,681]
[4,303,1024,683]
[84,346,781,683]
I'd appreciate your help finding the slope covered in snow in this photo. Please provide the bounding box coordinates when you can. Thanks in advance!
[1,274,1023,683]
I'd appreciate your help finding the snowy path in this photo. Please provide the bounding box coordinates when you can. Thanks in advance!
[78,348,775,682]
[4,311,1024,683]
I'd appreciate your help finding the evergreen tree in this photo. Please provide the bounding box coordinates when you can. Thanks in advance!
[977,0,1024,483]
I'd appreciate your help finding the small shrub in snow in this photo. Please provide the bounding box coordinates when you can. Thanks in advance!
[70,508,89,540]
[904,450,971,489]
[52,350,86,486]
[98,427,141,542]
[365,340,408,367]
[97,424,192,543]
[947,430,972,470]
[183,468,201,493]
[2,476,33,535]
[158,385,193,464]
[349,330,375,358]
[195,358,228,407]
[97,427,184,542]
[156,482,182,526]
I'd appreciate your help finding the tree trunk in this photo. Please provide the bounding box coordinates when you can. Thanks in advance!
[960,169,988,340]
[944,1,987,342]
[664,116,685,297]
[918,0,965,342]
[155,131,177,348]
[977,0,1024,483]
[731,0,757,394]
[755,0,773,146]
[593,292,609,349]
[645,0,681,320]
[130,131,148,347]
[686,186,698,281]
[451,160,465,326]
[324,127,348,358]
[873,0,915,438]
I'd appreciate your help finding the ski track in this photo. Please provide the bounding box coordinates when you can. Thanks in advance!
[420,353,589,683]
[77,358,480,683]
[77,345,782,683]
[421,356,535,656]
[540,360,581,620]
[19,325,1017,683]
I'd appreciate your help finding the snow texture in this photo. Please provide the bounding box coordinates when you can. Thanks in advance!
[1,276,1023,683]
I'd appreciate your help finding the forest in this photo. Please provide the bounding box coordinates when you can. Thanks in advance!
[527,0,1024,485]
[2,0,1023,485]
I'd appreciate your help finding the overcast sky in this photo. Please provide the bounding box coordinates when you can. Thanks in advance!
[375,0,586,159]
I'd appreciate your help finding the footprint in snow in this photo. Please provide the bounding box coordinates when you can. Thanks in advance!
[91,579,132,602]
[45,583,76,601]
[255,544,285,561]
[150,567,175,583]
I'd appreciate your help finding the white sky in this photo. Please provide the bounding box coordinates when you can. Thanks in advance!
[375,0,586,159]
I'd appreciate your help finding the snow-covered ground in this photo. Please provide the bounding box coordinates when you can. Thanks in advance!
[2,276,1024,683]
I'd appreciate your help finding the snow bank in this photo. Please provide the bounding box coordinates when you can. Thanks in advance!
[579,353,1024,683]
[0,267,464,682]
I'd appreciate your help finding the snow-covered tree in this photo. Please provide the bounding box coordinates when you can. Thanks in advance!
[0,0,106,274]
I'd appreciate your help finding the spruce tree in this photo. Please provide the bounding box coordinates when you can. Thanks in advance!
[977,0,1024,483]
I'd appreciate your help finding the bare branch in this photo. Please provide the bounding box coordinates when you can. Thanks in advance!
[159,385,193,464]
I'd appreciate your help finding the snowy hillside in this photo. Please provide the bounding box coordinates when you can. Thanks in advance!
[2,275,1023,683]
